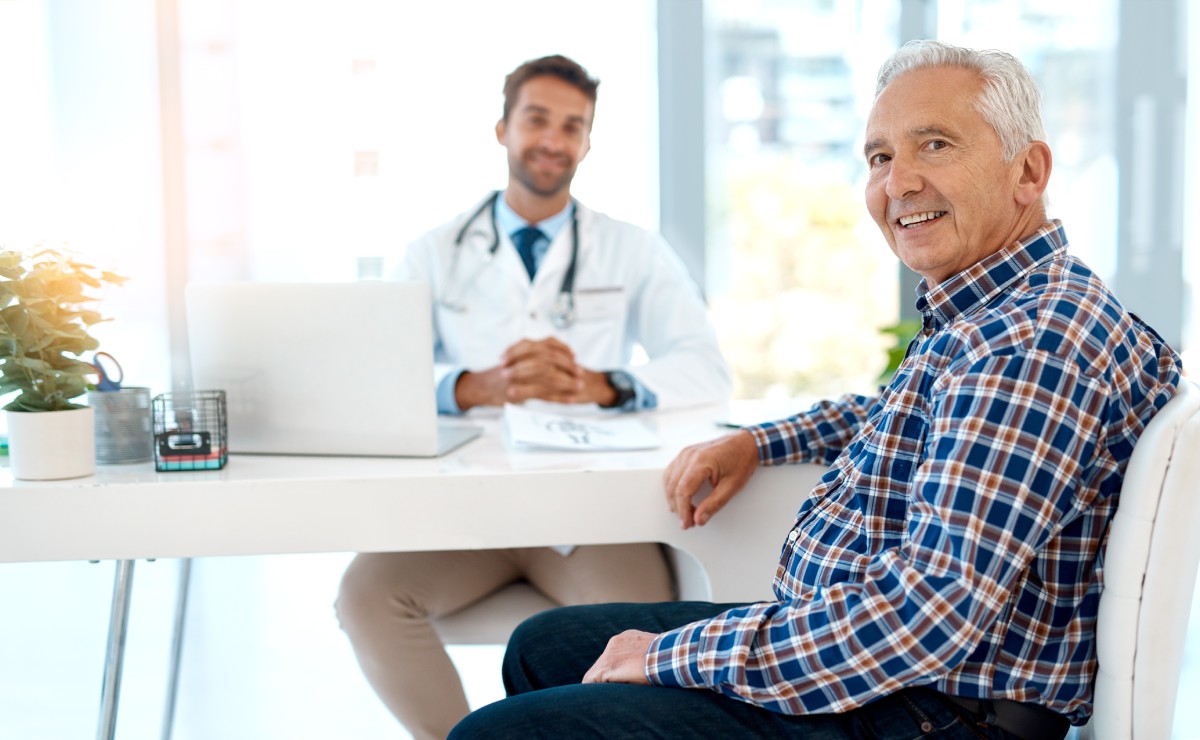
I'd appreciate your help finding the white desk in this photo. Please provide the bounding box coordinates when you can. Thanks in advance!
[0,402,825,740]
[0,403,825,602]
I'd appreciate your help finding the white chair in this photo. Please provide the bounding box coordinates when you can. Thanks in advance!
[1082,379,1200,739]
[432,581,559,645]
[431,547,709,645]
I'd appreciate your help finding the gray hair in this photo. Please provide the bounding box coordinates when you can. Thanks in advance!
[875,40,1047,162]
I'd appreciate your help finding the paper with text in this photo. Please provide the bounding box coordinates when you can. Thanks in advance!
[504,404,661,451]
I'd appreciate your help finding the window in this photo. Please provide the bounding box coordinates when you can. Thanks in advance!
[191,1,660,285]
[935,0,1120,283]
[705,0,901,399]
[703,0,1135,401]
[0,0,170,397]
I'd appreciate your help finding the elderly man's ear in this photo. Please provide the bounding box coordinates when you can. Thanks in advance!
[1014,140,1052,207]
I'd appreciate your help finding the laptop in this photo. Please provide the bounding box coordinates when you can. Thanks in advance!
[185,281,482,457]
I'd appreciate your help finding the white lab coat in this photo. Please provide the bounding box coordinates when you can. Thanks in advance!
[394,196,732,410]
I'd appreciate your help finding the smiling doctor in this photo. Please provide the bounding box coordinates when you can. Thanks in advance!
[335,54,732,740]
[405,55,729,414]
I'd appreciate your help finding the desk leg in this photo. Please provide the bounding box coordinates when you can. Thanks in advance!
[97,559,135,740]
[160,558,192,740]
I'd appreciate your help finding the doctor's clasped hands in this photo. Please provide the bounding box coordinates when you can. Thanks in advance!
[452,336,619,409]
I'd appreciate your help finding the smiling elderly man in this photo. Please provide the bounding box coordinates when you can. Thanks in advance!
[447,40,1184,740]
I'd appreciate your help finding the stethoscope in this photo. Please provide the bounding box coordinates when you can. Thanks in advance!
[440,191,579,329]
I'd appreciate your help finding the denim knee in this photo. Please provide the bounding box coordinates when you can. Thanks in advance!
[446,701,495,740]
[507,606,561,653]
[501,607,565,695]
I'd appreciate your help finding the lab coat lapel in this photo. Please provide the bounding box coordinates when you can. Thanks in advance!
[534,202,593,288]
[531,225,572,289]
[494,230,534,293]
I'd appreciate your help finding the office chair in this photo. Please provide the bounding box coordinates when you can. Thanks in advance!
[1081,379,1200,739]
[431,547,708,645]
[432,581,558,645]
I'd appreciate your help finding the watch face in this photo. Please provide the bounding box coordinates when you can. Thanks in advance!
[607,371,635,406]
[609,371,633,392]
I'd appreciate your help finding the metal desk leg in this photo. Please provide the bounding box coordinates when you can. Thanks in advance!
[97,559,136,740]
[160,558,192,740]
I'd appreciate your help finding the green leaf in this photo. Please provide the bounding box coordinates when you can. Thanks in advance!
[876,319,924,383]
[0,245,126,410]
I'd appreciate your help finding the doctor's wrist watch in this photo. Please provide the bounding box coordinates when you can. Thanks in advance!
[604,370,636,410]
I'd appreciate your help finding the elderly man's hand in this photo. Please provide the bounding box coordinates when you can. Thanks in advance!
[663,430,759,529]
[581,630,657,685]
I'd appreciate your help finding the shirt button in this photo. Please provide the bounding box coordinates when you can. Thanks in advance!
[787,529,799,542]
[920,721,933,733]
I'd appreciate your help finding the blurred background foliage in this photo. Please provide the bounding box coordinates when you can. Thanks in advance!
[709,155,900,400]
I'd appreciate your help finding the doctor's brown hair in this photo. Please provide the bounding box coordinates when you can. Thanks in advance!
[501,55,600,124]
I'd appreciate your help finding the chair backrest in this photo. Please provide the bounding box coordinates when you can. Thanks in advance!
[1084,380,1200,739]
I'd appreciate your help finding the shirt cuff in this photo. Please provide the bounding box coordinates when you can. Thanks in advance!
[436,368,467,415]
[745,422,778,463]
[630,375,658,411]
[645,622,706,688]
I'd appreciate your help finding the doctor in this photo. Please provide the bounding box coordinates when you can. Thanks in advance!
[336,55,732,740]
[405,79,728,413]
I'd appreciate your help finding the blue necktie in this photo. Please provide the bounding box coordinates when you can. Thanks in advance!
[512,226,544,280]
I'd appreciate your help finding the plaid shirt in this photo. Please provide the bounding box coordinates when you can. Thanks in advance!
[647,221,1182,724]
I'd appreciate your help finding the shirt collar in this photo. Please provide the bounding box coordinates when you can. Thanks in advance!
[494,193,574,243]
[914,219,1068,333]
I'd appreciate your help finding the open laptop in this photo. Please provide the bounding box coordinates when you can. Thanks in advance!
[185,281,482,457]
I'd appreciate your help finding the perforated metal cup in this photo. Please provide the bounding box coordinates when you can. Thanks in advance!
[89,386,153,464]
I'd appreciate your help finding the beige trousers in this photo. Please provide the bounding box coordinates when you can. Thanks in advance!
[335,544,673,740]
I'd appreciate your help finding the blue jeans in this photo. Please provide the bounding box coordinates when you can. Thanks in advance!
[448,602,1014,739]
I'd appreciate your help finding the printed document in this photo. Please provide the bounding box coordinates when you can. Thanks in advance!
[504,403,661,451]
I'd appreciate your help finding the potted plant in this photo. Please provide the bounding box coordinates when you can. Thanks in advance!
[0,246,126,479]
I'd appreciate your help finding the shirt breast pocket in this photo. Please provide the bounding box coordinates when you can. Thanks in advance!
[862,407,929,482]
[573,286,626,323]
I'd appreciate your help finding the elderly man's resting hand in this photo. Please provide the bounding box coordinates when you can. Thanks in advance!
[582,630,656,685]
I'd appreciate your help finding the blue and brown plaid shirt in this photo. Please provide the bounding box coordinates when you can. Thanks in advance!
[647,221,1182,724]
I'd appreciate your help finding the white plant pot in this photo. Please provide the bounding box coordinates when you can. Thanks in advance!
[6,406,96,481]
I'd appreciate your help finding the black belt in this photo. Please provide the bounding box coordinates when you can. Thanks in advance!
[942,695,1069,740]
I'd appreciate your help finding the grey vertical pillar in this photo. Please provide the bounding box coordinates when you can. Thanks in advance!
[657,0,707,293]
[895,0,937,321]
[1116,0,1186,349]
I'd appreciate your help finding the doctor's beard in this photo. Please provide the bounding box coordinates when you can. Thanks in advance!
[510,149,578,199]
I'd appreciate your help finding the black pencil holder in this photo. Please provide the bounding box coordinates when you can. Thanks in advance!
[152,390,228,471]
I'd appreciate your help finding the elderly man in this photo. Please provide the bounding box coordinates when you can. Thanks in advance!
[447,40,1183,740]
